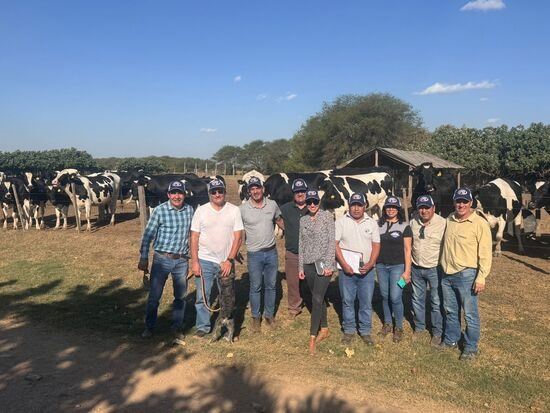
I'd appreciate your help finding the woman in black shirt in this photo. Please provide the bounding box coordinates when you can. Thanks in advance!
[376,196,412,342]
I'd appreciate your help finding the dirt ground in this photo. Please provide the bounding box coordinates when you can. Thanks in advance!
[0,178,548,412]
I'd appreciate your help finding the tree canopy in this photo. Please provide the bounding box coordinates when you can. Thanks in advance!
[0,148,97,173]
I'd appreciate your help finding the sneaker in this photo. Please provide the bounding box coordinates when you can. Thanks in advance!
[436,341,458,351]
[141,328,153,339]
[361,335,375,346]
[430,335,442,347]
[193,329,208,339]
[264,317,277,329]
[172,330,186,346]
[393,328,404,343]
[250,317,261,333]
[378,323,392,337]
[341,333,354,345]
[460,351,478,361]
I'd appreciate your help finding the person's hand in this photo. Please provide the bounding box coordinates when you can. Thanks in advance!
[402,271,411,283]
[323,268,333,277]
[138,258,149,274]
[298,271,305,280]
[473,281,485,294]
[191,260,202,277]
[342,263,354,276]
[220,260,232,278]
[359,262,374,275]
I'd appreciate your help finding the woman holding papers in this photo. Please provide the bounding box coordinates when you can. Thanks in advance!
[298,189,335,355]
[376,196,412,343]
[335,193,380,346]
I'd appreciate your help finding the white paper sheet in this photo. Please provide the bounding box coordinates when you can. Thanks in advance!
[337,248,364,274]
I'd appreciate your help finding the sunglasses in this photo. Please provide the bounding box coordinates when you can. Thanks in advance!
[455,199,470,205]
[210,189,225,195]
[419,226,425,240]
[306,199,320,206]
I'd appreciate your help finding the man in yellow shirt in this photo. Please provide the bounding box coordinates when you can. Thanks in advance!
[440,187,492,361]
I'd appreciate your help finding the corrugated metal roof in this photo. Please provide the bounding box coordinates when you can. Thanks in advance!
[342,147,464,169]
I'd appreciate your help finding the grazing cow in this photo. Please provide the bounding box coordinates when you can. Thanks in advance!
[528,180,550,212]
[237,170,266,202]
[319,167,393,219]
[24,173,49,230]
[52,169,121,231]
[0,175,30,229]
[411,162,457,218]
[473,178,524,256]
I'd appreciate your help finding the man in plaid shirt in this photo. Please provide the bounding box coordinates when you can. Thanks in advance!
[138,180,194,345]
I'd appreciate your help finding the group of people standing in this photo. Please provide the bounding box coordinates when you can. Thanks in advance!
[138,176,492,361]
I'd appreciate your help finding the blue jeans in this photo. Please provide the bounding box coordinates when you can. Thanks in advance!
[376,263,405,329]
[248,248,278,319]
[339,269,375,335]
[441,268,480,353]
[411,265,443,337]
[145,252,189,330]
[194,259,221,333]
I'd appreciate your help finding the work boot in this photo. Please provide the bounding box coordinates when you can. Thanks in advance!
[141,328,153,339]
[430,335,442,347]
[378,323,392,337]
[250,317,261,333]
[361,335,375,346]
[264,317,277,329]
[459,351,478,361]
[341,333,354,345]
[393,328,404,343]
[172,330,186,346]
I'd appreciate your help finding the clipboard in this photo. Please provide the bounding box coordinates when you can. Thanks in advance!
[337,248,364,273]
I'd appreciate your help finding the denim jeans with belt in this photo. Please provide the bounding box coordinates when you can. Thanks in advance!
[194,259,221,333]
[376,263,405,329]
[339,269,375,336]
[247,248,278,319]
[441,268,480,352]
[411,265,443,337]
[146,252,189,330]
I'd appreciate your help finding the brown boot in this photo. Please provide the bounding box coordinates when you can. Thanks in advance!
[250,317,261,333]
[316,327,330,343]
[378,323,392,337]
[393,328,404,343]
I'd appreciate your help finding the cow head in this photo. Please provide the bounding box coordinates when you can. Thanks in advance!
[52,169,80,187]
[319,178,344,210]
[411,162,444,193]
[530,181,550,210]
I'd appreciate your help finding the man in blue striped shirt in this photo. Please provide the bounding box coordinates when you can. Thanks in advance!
[138,180,194,344]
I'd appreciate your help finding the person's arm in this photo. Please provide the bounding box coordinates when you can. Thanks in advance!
[474,219,493,293]
[138,208,160,273]
[190,230,201,276]
[220,230,243,277]
[361,242,380,274]
[402,237,412,282]
[298,217,305,279]
[335,242,354,275]
[323,213,336,276]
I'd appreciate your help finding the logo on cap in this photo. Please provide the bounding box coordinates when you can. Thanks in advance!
[419,196,429,202]
[168,181,186,192]
[458,189,467,195]
[247,176,262,187]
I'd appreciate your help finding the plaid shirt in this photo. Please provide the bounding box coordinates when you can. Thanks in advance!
[139,201,194,259]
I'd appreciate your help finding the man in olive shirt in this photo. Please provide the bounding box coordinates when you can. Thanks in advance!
[279,178,308,318]
[410,195,446,346]
[440,188,492,361]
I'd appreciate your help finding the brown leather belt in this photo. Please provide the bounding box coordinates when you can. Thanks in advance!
[156,251,188,259]
[258,244,276,252]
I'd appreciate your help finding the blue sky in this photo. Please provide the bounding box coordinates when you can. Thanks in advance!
[1,0,548,158]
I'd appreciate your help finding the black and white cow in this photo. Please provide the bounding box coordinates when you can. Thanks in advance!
[24,173,50,230]
[238,170,266,202]
[0,174,33,230]
[528,179,550,213]
[473,178,524,256]
[52,169,121,231]
[411,162,457,218]
[263,171,332,206]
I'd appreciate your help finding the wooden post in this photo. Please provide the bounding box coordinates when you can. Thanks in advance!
[457,171,462,188]
[138,185,148,232]
[402,188,409,223]
[11,185,26,230]
[374,149,379,167]
[408,175,413,201]
[70,182,82,232]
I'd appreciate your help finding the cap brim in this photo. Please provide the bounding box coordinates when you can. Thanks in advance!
[349,201,365,206]
[453,197,471,202]
[416,203,433,208]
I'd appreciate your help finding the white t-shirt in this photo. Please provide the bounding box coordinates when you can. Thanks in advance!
[191,202,244,264]
[335,213,380,263]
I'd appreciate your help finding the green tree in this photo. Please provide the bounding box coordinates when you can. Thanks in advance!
[212,145,244,168]
[499,123,550,177]
[116,157,167,174]
[288,93,428,170]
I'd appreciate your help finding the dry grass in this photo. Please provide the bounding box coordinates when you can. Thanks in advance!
[0,176,548,412]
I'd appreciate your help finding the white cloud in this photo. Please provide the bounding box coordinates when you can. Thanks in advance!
[200,128,217,133]
[487,118,500,124]
[415,80,497,95]
[233,75,242,83]
[460,0,506,11]
[276,92,298,102]
[256,93,268,101]
[480,97,489,101]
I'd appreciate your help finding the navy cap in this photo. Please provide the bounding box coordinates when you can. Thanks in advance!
[208,178,226,191]
[291,178,308,192]
[167,180,186,193]
[305,190,320,201]
[453,187,473,202]
[349,192,366,206]
[383,196,401,209]
[247,176,263,188]
[416,195,434,208]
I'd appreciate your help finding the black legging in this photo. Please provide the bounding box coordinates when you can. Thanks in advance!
[304,263,331,336]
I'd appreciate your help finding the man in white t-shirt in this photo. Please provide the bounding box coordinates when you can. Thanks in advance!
[190,178,244,337]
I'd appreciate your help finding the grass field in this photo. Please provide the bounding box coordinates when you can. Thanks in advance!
[0,176,548,412]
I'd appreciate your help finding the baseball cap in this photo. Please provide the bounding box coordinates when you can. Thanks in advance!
[167,181,186,193]
[383,196,401,209]
[348,193,366,206]
[208,178,226,191]
[416,195,434,208]
[305,190,320,201]
[247,176,263,188]
[453,187,473,202]
[291,178,308,192]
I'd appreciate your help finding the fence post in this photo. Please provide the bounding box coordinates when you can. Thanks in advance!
[402,188,409,223]
[11,185,26,230]
[70,183,82,232]
[138,185,148,232]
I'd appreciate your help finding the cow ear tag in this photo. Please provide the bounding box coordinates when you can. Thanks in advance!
[437,171,442,176]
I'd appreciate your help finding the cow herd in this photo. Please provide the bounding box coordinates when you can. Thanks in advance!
[1,164,549,257]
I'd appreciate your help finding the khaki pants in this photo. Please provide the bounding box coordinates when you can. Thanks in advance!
[285,250,303,315]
